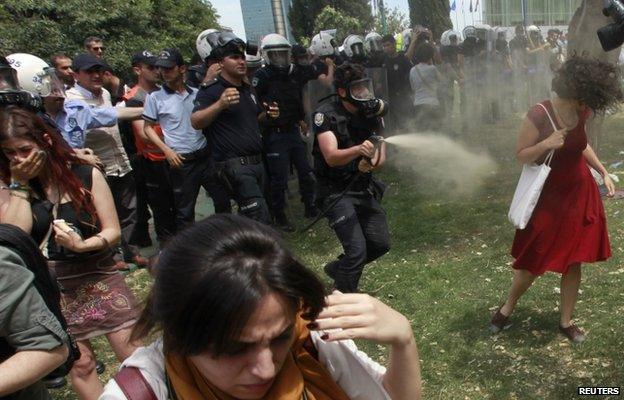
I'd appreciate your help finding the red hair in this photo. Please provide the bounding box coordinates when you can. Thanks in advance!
[0,105,97,224]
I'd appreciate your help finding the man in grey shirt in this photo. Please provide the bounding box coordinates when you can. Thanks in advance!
[143,49,230,229]
[0,245,69,399]
[409,43,443,130]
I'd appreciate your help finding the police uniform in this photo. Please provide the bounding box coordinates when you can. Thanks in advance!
[253,64,320,219]
[382,52,412,133]
[193,74,271,224]
[312,98,390,293]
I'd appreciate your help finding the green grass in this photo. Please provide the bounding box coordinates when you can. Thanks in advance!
[56,112,624,399]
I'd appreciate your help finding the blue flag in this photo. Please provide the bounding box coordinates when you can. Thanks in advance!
[451,0,456,11]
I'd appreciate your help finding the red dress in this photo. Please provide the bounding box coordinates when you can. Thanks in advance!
[511,101,611,275]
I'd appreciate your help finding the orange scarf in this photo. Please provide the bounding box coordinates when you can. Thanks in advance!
[165,317,351,400]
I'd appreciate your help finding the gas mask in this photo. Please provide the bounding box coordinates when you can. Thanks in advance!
[341,78,387,117]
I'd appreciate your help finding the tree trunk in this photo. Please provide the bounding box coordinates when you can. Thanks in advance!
[568,0,620,63]
[407,0,452,39]
[567,0,621,152]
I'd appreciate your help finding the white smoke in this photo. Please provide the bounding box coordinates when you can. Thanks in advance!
[384,133,497,197]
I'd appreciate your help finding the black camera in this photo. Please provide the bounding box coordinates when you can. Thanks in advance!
[598,0,624,51]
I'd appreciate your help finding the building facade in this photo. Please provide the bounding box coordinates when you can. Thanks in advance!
[482,0,582,28]
[240,0,294,44]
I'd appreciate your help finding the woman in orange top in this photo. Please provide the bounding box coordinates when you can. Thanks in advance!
[101,214,421,400]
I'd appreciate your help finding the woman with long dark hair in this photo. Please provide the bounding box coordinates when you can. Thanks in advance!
[490,57,623,342]
[101,214,421,400]
[0,106,140,399]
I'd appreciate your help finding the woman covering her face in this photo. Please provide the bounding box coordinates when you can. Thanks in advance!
[0,106,141,398]
[101,214,422,400]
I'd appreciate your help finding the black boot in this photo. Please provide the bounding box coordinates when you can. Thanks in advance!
[43,376,67,389]
[96,360,105,375]
[274,211,295,232]
[304,203,319,218]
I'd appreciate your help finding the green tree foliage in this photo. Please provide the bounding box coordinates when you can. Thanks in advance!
[314,6,363,44]
[375,6,409,36]
[288,0,324,44]
[407,0,452,39]
[0,0,219,79]
[289,0,373,43]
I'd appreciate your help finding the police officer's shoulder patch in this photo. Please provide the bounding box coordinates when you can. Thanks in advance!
[252,77,259,87]
[314,113,324,127]
[200,78,218,89]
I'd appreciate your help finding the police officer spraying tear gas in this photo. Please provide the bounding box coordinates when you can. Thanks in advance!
[253,33,320,231]
[191,32,272,224]
[313,63,390,293]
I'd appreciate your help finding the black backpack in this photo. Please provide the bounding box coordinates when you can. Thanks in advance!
[0,223,80,378]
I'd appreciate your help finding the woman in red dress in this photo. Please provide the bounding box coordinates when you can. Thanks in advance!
[490,57,623,342]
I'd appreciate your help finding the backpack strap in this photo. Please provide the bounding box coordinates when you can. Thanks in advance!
[113,367,158,400]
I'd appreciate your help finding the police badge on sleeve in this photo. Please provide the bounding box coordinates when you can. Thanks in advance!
[314,113,324,127]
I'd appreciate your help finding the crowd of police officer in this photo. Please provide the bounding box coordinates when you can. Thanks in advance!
[0,23,567,295]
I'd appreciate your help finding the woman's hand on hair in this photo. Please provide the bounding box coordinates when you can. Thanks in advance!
[52,223,87,252]
[10,150,46,183]
[311,291,414,347]
[542,129,565,150]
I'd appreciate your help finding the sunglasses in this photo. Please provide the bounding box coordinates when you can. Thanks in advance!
[91,46,105,52]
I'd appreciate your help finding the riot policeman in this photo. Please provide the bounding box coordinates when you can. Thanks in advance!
[312,63,390,293]
[364,32,384,67]
[309,32,338,87]
[191,32,271,225]
[187,28,223,88]
[343,35,367,64]
[253,33,320,231]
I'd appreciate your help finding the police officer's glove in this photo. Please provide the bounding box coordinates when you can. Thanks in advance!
[361,98,388,118]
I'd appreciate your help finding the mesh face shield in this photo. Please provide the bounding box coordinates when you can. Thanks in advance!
[0,65,20,92]
[351,42,365,58]
[266,49,291,68]
[368,38,383,53]
[42,68,66,98]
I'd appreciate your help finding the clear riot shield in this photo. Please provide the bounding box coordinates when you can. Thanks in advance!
[302,79,335,157]
[365,67,389,102]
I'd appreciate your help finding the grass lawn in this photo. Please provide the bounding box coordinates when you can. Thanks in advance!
[56,111,624,399]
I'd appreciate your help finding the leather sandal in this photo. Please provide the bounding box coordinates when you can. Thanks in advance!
[489,306,511,333]
[559,324,586,343]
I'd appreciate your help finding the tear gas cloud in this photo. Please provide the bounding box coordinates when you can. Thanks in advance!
[384,133,497,197]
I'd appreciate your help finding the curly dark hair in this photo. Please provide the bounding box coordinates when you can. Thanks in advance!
[334,62,366,90]
[551,56,623,112]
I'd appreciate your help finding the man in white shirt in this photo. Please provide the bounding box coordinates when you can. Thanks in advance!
[66,53,148,269]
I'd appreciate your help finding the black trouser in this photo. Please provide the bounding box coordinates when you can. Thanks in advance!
[169,148,231,230]
[128,154,151,246]
[142,157,176,246]
[219,160,271,225]
[413,104,443,131]
[324,194,390,293]
[264,126,315,214]
[106,173,140,261]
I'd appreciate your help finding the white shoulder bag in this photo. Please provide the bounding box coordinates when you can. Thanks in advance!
[508,103,558,230]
